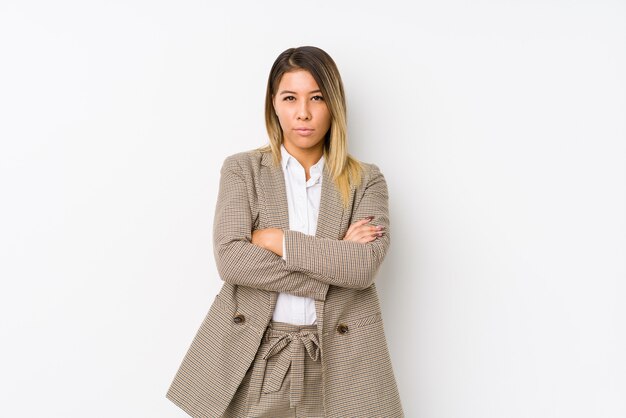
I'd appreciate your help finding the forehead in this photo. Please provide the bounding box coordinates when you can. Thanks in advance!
[277,69,320,91]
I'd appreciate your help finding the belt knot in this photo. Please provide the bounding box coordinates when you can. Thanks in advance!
[249,326,320,408]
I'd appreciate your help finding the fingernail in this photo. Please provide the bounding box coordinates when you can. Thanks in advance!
[367,216,375,220]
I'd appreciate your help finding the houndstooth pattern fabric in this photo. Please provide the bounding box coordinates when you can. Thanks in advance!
[223,321,324,417]
[166,148,404,417]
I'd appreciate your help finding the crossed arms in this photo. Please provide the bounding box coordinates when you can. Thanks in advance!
[212,155,391,301]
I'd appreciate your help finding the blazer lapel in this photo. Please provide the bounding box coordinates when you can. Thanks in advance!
[259,152,290,231]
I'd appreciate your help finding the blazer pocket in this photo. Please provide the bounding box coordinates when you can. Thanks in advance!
[345,312,383,329]
[326,312,383,336]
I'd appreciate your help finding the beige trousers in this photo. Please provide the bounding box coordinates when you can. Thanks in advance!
[223,320,324,418]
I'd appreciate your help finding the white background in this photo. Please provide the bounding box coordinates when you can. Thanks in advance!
[1,1,625,417]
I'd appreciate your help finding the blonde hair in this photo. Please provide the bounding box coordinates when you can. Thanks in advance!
[255,46,364,208]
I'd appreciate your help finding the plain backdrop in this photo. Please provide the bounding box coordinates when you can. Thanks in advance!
[1,1,625,417]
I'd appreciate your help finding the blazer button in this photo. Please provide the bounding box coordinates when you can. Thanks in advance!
[233,314,245,324]
[337,323,349,334]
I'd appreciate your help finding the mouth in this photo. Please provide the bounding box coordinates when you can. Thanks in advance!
[294,128,314,137]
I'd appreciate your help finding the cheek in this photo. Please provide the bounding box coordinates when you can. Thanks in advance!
[274,108,288,126]
[321,110,331,128]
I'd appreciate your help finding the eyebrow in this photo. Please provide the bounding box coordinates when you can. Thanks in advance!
[279,89,322,95]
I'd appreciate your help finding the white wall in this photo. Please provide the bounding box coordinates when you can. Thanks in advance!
[1,1,624,417]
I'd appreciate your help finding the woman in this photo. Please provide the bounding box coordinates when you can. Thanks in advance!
[166,46,404,418]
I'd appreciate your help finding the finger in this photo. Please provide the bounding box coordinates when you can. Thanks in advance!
[354,226,383,243]
[348,217,374,234]
[343,219,384,242]
[352,217,374,227]
[344,217,372,239]
[343,226,368,242]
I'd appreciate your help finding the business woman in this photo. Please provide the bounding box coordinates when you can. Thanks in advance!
[166,46,404,417]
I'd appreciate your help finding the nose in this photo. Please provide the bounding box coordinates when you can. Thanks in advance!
[297,101,311,120]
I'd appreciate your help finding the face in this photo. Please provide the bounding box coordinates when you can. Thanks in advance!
[272,69,331,154]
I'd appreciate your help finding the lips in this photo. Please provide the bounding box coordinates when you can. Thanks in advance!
[294,128,315,137]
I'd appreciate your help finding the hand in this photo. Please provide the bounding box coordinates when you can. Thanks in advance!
[342,216,385,243]
[251,228,284,256]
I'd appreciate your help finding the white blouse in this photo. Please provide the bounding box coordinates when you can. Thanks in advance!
[272,143,324,325]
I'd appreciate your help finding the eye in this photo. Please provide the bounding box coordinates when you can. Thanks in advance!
[312,95,324,101]
[283,96,295,101]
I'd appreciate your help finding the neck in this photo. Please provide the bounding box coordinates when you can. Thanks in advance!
[283,142,324,171]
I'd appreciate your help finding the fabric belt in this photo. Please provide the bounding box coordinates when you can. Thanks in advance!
[249,321,320,408]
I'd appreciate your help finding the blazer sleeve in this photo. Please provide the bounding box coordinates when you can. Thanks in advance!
[282,163,391,290]
[213,156,329,301]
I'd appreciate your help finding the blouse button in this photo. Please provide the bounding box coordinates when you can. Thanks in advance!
[337,323,349,334]
[233,314,245,324]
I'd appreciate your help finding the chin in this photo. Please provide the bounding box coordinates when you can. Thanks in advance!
[290,137,325,149]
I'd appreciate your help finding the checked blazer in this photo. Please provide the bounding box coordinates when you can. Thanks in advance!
[166,148,404,417]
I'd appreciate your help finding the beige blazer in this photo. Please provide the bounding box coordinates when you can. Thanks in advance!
[166,148,404,417]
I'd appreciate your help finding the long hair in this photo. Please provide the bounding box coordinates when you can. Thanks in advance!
[255,46,364,208]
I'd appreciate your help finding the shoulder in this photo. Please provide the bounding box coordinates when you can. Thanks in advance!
[355,159,387,191]
[220,148,266,176]
[362,161,383,177]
